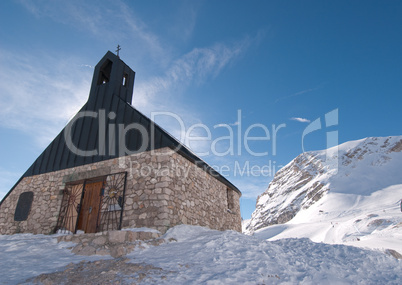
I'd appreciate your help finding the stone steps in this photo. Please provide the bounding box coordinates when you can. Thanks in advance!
[57,229,164,257]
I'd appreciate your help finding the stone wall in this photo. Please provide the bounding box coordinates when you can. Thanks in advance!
[121,148,242,233]
[0,147,241,235]
[0,158,123,235]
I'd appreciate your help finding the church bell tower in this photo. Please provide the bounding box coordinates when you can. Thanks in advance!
[87,50,135,107]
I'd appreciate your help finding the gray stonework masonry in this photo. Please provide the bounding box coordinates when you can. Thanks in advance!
[57,230,163,258]
[0,147,241,235]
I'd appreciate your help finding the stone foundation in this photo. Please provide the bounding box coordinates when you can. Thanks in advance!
[57,229,163,258]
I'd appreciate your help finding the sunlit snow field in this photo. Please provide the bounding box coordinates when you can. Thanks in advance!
[0,224,401,284]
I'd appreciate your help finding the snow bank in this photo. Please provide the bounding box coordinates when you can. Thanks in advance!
[1,225,401,284]
[127,225,402,284]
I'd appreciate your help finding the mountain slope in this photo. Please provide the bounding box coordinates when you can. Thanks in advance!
[254,183,402,253]
[245,136,402,239]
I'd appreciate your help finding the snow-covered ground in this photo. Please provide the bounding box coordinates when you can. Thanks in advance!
[0,232,112,284]
[254,183,402,253]
[0,225,401,284]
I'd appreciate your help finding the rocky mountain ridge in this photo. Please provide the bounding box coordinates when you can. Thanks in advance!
[245,136,402,235]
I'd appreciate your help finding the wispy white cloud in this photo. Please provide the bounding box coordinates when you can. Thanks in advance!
[17,0,255,116]
[117,1,169,65]
[275,86,321,103]
[80,64,94,69]
[0,50,90,147]
[13,0,259,153]
[19,0,121,37]
[148,43,252,154]
[135,38,253,113]
[131,37,255,149]
[214,121,239,129]
[290,117,311,123]
[215,124,228,128]
[18,0,170,66]
[0,37,252,150]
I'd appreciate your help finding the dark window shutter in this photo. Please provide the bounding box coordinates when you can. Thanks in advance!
[14,192,34,221]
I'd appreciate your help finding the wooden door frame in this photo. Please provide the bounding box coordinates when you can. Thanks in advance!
[55,171,127,234]
[76,180,105,233]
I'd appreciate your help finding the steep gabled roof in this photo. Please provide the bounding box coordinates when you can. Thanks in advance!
[1,51,240,206]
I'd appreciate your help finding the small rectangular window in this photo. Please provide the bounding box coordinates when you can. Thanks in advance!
[122,73,128,87]
[14,192,34,221]
[227,188,234,212]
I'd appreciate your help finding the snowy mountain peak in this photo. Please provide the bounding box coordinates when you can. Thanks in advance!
[245,136,402,235]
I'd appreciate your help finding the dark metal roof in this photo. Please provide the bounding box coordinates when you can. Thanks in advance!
[0,51,241,206]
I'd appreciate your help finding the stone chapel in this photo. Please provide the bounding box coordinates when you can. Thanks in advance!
[0,51,241,235]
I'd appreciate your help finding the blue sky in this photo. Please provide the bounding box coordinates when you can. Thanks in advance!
[0,0,401,220]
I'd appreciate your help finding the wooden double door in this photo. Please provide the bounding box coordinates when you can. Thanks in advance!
[76,181,103,233]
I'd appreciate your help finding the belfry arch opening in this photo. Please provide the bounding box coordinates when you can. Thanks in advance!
[97,59,113,85]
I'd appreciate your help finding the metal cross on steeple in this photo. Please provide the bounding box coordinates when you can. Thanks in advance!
[116,45,121,58]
